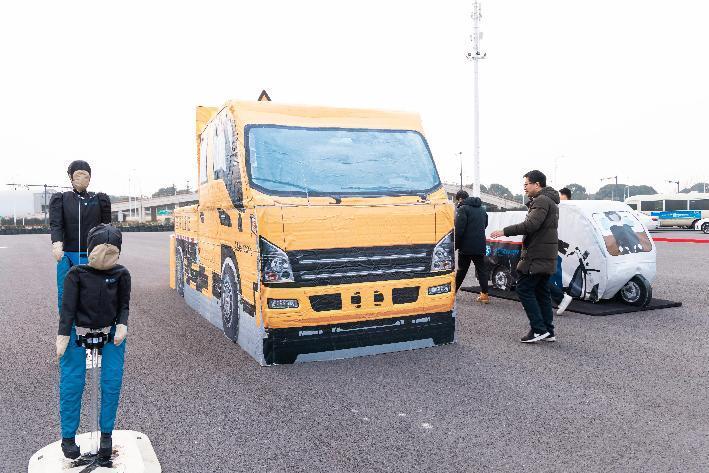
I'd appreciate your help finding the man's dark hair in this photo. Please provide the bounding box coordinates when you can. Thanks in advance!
[523,170,546,187]
[559,187,572,199]
[455,190,469,201]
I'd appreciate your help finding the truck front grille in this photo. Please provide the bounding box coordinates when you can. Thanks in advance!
[287,244,434,286]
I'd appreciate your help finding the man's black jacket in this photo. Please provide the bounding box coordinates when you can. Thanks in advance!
[49,190,111,253]
[59,265,131,336]
[455,197,488,255]
[503,186,560,274]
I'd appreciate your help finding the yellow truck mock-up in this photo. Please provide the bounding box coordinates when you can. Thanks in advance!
[169,99,456,365]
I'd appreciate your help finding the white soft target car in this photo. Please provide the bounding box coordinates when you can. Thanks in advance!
[485,200,657,307]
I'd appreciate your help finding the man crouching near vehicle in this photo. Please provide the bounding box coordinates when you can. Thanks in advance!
[490,170,560,343]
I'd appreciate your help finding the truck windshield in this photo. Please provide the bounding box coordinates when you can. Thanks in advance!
[245,125,441,197]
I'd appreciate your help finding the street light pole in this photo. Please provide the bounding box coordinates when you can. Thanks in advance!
[667,180,680,193]
[466,1,486,198]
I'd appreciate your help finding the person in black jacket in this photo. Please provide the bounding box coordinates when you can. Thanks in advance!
[56,224,130,461]
[491,170,560,343]
[49,160,111,310]
[454,190,490,302]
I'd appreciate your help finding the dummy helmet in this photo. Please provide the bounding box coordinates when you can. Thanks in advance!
[87,224,122,255]
[67,160,92,177]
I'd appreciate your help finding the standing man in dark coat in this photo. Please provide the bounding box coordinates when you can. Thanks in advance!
[491,170,560,342]
[49,160,112,310]
[454,190,490,303]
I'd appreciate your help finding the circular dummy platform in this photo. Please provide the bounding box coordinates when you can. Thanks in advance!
[28,430,161,473]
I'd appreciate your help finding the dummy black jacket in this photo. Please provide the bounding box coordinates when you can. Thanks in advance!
[49,190,111,253]
[58,265,131,336]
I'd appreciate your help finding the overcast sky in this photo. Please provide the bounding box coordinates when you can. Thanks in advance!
[1,0,708,199]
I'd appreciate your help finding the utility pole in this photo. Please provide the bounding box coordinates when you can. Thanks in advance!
[127,175,132,219]
[458,152,463,190]
[601,176,618,201]
[466,1,486,198]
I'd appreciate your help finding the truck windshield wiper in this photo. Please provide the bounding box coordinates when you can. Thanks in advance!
[253,178,310,192]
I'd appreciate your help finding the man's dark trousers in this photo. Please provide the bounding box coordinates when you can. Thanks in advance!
[516,273,554,335]
[455,254,488,292]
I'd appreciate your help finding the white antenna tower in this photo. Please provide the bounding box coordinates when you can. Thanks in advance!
[465,1,486,198]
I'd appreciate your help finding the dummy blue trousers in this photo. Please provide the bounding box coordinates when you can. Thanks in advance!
[57,252,126,438]
[59,325,126,438]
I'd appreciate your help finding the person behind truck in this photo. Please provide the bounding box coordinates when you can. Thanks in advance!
[454,190,489,303]
[490,170,560,343]
[550,187,572,314]
[56,224,131,461]
[49,160,112,309]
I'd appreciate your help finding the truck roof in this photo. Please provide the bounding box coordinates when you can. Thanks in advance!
[200,100,426,135]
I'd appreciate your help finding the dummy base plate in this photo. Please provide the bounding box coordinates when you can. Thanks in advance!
[28,430,160,473]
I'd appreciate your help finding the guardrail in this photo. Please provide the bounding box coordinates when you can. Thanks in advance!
[0,223,175,235]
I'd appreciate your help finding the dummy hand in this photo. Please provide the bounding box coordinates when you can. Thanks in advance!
[114,324,127,346]
[52,241,64,262]
[490,230,505,239]
[56,335,70,359]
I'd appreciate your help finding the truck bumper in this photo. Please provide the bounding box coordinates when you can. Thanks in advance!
[262,310,455,364]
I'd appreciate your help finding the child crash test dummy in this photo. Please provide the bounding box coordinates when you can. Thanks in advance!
[55,224,131,463]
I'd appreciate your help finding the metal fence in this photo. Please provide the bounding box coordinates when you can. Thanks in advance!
[0,223,175,235]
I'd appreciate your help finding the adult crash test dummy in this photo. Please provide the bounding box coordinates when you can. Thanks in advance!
[56,224,131,462]
[49,160,111,310]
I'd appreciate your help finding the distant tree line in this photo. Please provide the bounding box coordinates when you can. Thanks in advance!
[466,181,709,202]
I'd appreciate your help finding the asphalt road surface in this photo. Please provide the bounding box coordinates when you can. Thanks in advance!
[650,228,709,240]
[0,233,707,472]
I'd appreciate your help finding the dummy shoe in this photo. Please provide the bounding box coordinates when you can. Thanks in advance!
[98,432,113,462]
[61,437,81,459]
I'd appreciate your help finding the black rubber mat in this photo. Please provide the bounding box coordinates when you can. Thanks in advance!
[460,286,682,316]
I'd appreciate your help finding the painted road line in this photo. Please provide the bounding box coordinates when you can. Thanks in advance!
[653,238,709,244]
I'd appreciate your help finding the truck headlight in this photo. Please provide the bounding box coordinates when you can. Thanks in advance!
[431,232,454,272]
[260,237,294,283]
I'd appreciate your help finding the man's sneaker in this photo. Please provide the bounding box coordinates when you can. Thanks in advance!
[544,333,556,342]
[520,330,550,343]
[476,293,490,304]
[557,293,573,315]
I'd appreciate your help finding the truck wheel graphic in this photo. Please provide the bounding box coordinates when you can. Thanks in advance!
[702,222,709,234]
[175,247,185,297]
[221,259,241,342]
[618,275,652,307]
[492,266,512,291]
